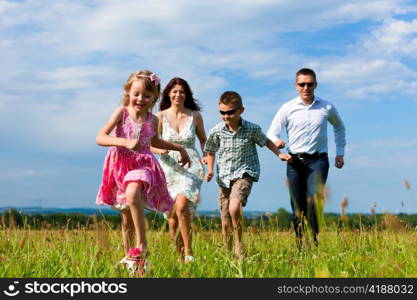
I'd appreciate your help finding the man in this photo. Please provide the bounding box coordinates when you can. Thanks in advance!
[267,68,346,247]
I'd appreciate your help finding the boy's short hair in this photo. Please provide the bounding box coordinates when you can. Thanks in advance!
[218,91,242,107]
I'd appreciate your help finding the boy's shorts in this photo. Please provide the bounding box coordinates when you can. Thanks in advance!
[218,174,254,222]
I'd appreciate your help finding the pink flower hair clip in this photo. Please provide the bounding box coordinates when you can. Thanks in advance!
[136,72,161,85]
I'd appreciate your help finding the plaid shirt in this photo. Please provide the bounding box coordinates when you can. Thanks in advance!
[204,118,268,188]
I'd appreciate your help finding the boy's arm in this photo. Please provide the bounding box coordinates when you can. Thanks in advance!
[205,152,215,182]
[266,139,292,162]
[203,127,220,179]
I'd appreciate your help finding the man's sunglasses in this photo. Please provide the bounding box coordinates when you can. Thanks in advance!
[297,82,315,88]
[219,108,240,115]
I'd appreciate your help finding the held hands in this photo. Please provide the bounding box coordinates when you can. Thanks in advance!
[275,139,286,149]
[201,156,208,165]
[335,155,344,169]
[278,153,293,163]
[205,172,214,182]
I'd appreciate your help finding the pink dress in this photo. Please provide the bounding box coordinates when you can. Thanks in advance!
[96,108,174,212]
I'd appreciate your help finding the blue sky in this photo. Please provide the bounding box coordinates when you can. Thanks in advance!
[1,0,417,214]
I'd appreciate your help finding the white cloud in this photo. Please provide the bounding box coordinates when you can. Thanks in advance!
[34,66,116,90]
[363,18,417,57]
[321,1,406,23]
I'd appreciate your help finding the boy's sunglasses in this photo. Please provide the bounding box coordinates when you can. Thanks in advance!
[297,82,315,88]
[219,108,240,115]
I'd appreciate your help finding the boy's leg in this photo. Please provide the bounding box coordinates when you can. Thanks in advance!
[229,175,253,257]
[229,198,243,256]
[219,186,232,251]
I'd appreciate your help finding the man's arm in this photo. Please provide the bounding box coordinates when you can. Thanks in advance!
[328,105,346,169]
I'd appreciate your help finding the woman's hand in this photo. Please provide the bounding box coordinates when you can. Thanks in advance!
[178,148,191,167]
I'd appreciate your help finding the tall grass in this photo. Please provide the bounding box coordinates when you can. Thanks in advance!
[1,217,417,278]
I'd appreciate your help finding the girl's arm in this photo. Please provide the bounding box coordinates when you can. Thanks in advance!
[96,107,133,148]
[151,115,190,166]
[205,152,215,182]
[266,139,292,162]
[194,111,208,164]
[150,111,169,155]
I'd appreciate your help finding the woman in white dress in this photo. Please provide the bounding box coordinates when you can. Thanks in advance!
[152,77,207,262]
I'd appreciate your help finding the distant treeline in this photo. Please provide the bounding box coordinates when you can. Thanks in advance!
[1,208,416,231]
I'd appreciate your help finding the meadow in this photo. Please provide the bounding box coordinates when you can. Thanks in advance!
[1,214,417,278]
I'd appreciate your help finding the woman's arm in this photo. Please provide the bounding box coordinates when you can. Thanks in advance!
[194,111,208,164]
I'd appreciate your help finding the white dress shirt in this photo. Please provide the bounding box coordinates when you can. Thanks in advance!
[267,96,346,156]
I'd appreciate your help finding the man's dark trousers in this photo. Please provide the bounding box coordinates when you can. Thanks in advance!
[286,153,329,245]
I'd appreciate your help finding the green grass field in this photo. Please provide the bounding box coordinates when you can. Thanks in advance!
[1,223,417,278]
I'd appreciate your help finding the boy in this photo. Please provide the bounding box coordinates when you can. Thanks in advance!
[204,91,292,257]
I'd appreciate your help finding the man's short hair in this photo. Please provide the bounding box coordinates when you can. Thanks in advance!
[296,68,317,82]
[218,91,242,107]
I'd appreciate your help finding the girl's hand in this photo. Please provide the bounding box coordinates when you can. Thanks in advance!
[278,153,293,163]
[201,156,208,165]
[159,149,169,155]
[125,139,140,151]
[205,172,214,182]
[178,148,191,167]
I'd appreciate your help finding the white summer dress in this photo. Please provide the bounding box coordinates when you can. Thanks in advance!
[158,112,205,214]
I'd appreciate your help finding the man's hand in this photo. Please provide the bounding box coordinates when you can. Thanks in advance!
[275,139,286,149]
[335,155,344,168]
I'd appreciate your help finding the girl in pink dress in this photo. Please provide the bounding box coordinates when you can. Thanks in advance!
[96,70,190,271]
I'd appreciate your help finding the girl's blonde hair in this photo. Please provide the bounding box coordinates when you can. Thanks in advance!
[121,69,161,107]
